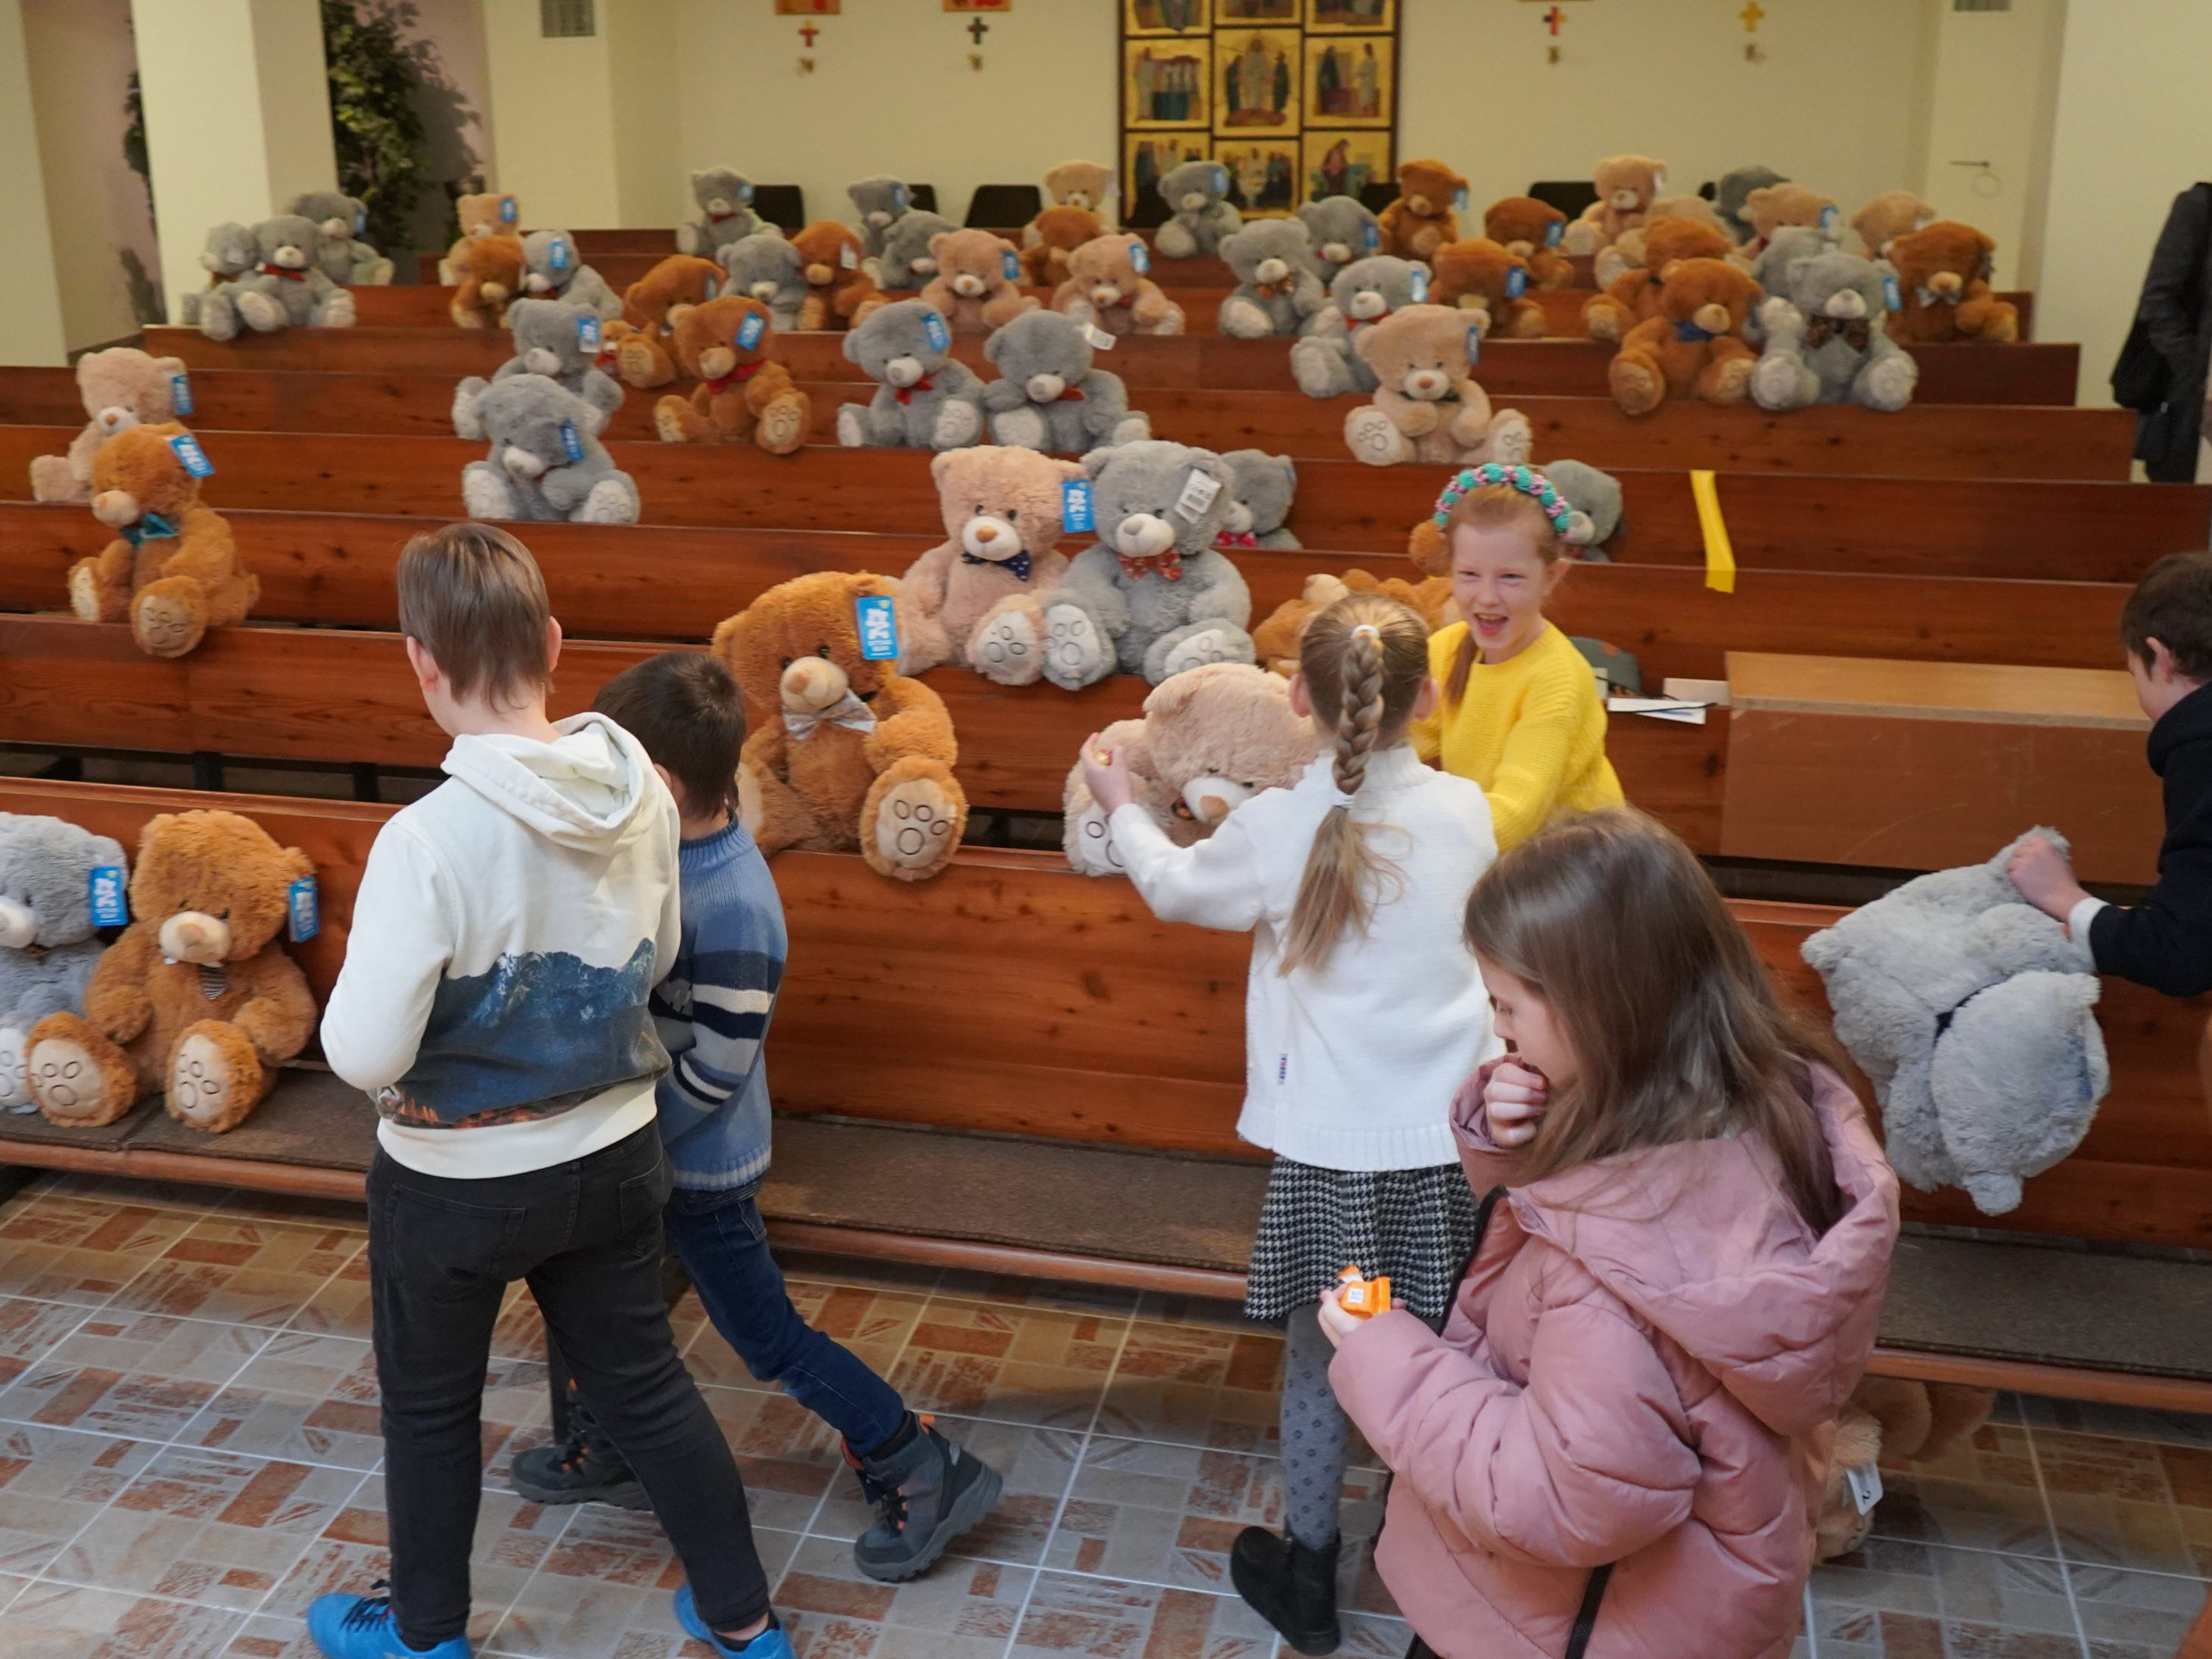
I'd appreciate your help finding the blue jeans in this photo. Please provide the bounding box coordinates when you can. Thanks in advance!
[550,1184,908,1457]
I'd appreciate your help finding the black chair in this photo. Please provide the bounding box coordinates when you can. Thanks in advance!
[907,183,938,214]
[1697,180,1716,201]
[966,184,1043,229]
[1358,181,1398,214]
[752,185,805,234]
[1125,188,1171,231]
[1528,179,1600,220]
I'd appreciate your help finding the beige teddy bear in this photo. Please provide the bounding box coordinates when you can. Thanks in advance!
[29,349,187,505]
[1563,155,1667,257]
[897,445,1084,683]
[1051,235,1186,337]
[1341,303,1534,468]
[1045,160,1116,223]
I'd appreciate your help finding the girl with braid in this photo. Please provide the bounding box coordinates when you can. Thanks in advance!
[1079,593,1501,1656]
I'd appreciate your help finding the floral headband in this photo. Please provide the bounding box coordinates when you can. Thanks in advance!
[1430,463,1572,535]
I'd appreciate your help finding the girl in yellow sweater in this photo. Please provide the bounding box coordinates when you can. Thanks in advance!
[1408,464,1625,848]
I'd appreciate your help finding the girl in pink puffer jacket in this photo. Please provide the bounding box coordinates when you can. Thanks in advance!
[1324,811,1900,1659]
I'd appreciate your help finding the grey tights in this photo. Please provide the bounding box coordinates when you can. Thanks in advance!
[1280,1304,1352,1552]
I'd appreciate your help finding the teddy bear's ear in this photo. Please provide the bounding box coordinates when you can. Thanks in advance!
[1079,446,1117,481]
[1407,519,1450,578]
[1140,666,1214,721]
[842,325,866,366]
[709,609,749,669]
[285,846,315,885]
[1296,203,1321,229]
[136,814,176,861]
[928,232,953,260]
[1274,455,1297,492]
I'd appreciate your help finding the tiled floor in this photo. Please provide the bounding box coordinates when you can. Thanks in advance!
[0,1175,2202,1659]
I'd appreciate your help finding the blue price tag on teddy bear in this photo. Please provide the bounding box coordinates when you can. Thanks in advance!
[1466,325,1482,366]
[1881,272,1902,311]
[736,310,766,349]
[1360,220,1380,253]
[547,238,571,271]
[577,316,602,351]
[922,310,950,351]
[353,207,368,235]
[1453,185,1470,213]
[167,433,213,478]
[1062,479,1095,533]
[88,866,129,927]
[739,181,756,204]
[499,196,518,223]
[1820,204,1841,235]
[855,595,900,661]
[1506,267,1526,298]
[558,422,584,462]
[1545,220,1566,248]
[169,372,194,416]
[287,875,319,943]
[1408,267,1430,303]
[1130,241,1150,274]
[1001,249,1021,282]
[892,184,908,212]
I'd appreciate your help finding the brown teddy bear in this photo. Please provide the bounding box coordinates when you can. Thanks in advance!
[25,809,318,1134]
[1851,190,1935,260]
[612,254,724,388]
[1045,160,1115,222]
[1379,159,1467,261]
[790,220,879,331]
[1607,257,1760,417]
[1887,220,2020,345]
[450,232,527,328]
[440,191,520,285]
[1251,570,1451,677]
[898,444,1084,683]
[1593,195,1731,288]
[1737,182,1838,261]
[29,347,187,505]
[1563,155,1667,257]
[922,229,1037,334]
[70,423,257,658]
[1342,303,1534,468]
[652,296,812,453]
[1050,235,1185,337]
[1582,216,1736,344]
[1020,206,1105,289]
[1815,1377,1996,1561]
[712,571,968,882]
[1482,195,1574,288]
[1427,239,1545,339]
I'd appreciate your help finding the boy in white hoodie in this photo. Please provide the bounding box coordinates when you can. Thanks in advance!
[308,525,788,1659]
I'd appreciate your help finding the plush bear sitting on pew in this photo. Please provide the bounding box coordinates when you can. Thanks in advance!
[1582,217,1735,344]
[449,233,526,329]
[982,310,1150,452]
[0,816,127,1112]
[1607,257,1762,417]
[678,168,770,257]
[1887,221,2021,345]
[654,296,811,455]
[440,191,520,285]
[26,810,319,1135]
[1342,305,1533,468]
[520,230,623,321]
[1378,158,1464,262]
[848,175,911,261]
[919,229,1031,334]
[1563,154,1665,258]
[465,378,641,523]
[288,190,394,285]
[792,222,882,331]
[1050,236,1184,338]
[718,233,808,331]
[181,223,256,328]
[1154,160,1243,260]
[606,255,723,390]
[1215,450,1300,551]
[73,423,258,658]
[1216,221,1328,340]
[896,444,1084,682]
[870,211,957,294]
[198,216,356,341]
[1299,196,1383,286]
[1020,206,1106,290]
[1045,160,1115,221]
[836,300,987,450]
[453,299,624,440]
[1750,251,1919,412]
[1289,257,1431,400]
[28,347,187,505]
[1428,239,1545,340]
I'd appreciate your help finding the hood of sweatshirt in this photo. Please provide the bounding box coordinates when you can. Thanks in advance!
[441,711,664,852]
[2150,679,2212,777]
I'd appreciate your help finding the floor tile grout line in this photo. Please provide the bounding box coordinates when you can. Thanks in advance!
[465,1486,588,1655]
[1800,1580,1817,1657]
[2018,1414,2095,1659]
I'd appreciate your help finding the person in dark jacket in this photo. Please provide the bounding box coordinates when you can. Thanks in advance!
[2010,551,2212,996]
[2114,183,2212,483]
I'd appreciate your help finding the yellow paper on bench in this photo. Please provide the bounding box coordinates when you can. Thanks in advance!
[1689,469,1736,594]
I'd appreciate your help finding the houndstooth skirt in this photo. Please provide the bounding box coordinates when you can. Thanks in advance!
[1241,1156,1482,1325]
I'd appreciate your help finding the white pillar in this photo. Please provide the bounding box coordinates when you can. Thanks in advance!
[131,0,338,320]
[0,0,69,365]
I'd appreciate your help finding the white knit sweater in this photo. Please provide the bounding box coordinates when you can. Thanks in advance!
[1109,746,1502,1172]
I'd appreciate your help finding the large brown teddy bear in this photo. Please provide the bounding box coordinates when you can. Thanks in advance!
[1887,221,2020,344]
[922,229,1036,334]
[1428,239,1545,339]
[1252,570,1451,677]
[1019,206,1105,290]
[1379,160,1466,262]
[652,297,812,453]
[612,254,724,388]
[29,347,186,504]
[1482,196,1574,288]
[1737,182,1838,261]
[791,221,879,331]
[70,423,257,658]
[1342,304,1534,468]
[1607,257,1760,416]
[1050,235,1184,337]
[1851,190,1935,260]
[1582,216,1736,344]
[440,191,520,285]
[1815,1377,1996,1561]
[713,571,968,882]
[25,810,318,1134]
[450,233,527,328]
[897,444,1084,683]
[1563,155,1666,257]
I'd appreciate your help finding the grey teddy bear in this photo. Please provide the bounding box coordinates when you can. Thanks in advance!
[518,229,622,321]
[288,189,394,285]
[1298,196,1383,285]
[677,169,768,257]
[461,375,641,525]
[199,216,356,340]
[180,222,257,328]
[0,814,126,1111]
[873,210,957,291]
[1750,249,1918,412]
[1742,225,1834,346]
[1803,828,2111,1216]
[1289,256,1430,398]
[835,300,987,450]
[848,176,910,260]
[1544,459,1625,562]
[1216,221,1329,340]
[1153,160,1243,260]
[981,310,1151,452]
[453,299,624,440]
[717,234,807,331]
[1215,450,1300,550]
[1037,440,1255,689]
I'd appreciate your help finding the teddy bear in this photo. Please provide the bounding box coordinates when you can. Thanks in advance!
[1031,440,1254,689]
[917,229,1031,335]
[1887,220,2021,345]
[453,300,625,440]
[0,815,129,1112]
[895,444,1084,683]
[179,223,257,328]
[1850,190,1936,260]
[70,423,257,658]
[979,310,1150,452]
[835,300,987,450]
[464,378,642,523]
[1815,1378,1996,1562]
[1154,160,1243,260]
[1563,156,1666,257]
[1215,450,1299,552]
[1581,216,1737,344]
[1341,304,1535,468]
[1216,221,1329,339]
[1379,159,1466,262]
[604,255,723,388]
[868,210,957,294]
[1288,256,1431,399]
[1251,571,1451,680]
[717,233,808,331]
[1750,250,1919,412]
[1607,257,1761,417]
[1050,236,1184,337]
[1020,206,1106,290]
[678,169,768,257]
[1482,196,1574,288]
[1298,196,1385,286]
[29,347,187,505]
[519,229,622,320]
[786,220,879,331]
[1061,663,1321,877]
[1592,195,1732,290]
[198,216,356,340]
[711,571,967,882]
[1742,226,1834,347]
[1428,239,1545,340]
[1802,828,2108,1215]
[440,190,520,285]
[288,189,394,285]
[449,233,527,328]
[652,295,812,454]
[847,176,911,260]
[23,811,319,1134]
[1714,165,1787,244]
[1737,182,1840,263]
[1045,160,1115,221]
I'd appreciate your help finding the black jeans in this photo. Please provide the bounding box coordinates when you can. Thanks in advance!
[368,1124,770,1647]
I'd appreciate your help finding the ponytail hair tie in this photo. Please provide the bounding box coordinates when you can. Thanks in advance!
[1350,623,1380,642]
[1429,462,1574,537]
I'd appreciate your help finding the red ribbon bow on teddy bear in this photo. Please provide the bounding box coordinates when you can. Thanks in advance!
[704,360,766,394]
[1215,530,1258,549]
[1805,316,1873,351]
[1255,279,1297,300]
[894,374,937,406]
[259,263,308,282]
[1118,549,1185,583]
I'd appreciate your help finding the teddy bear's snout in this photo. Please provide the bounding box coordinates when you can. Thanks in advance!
[502,445,548,481]
[1024,373,1069,403]
[1927,271,1965,299]
[199,250,228,273]
[0,897,36,951]
[1320,241,1351,265]
[748,280,781,301]
[1090,283,1124,307]
[1610,188,1641,210]
[1348,290,1388,320]
[481,282,509,305]
[804,263,835,286]
[1405,194,1432,216]
[951,272,986,297]
[95,406,140,437]
[1255,257,1290,285]
[698,346,738,381]
[524,272,554,293]
[521,348,561,377]
[1692,301,1732,336]
[1565,509,1596,546]
[705,197,733,216]
[159,910,231,966]
[1405,369,1448,400]
[1823,288,1869,321]
[1112,513,1176,558]
[1222,500,1255,535]
[961,515,1019,559]
[911,257,938,276]
[882,356,925,388]
[1503,239,1533,258]
[91,489,142,528]
[866,210,892,228]
[272,245,308,269]
[319,216,350,240]
[780,655,850,713]
[1183,777,1252,824]
[1178,191,1209,213]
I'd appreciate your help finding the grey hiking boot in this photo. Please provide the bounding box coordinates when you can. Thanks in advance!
[845,1415,1003,1583]
[510,1424,650,1511]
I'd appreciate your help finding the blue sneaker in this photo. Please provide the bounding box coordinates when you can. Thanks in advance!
[673,1586,794,1659]
[306,1583,471,1659]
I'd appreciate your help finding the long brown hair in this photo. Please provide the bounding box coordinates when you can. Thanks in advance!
[1463,809,1846,1233]
[1279,593,1432,975]
[1436,485,1564,708]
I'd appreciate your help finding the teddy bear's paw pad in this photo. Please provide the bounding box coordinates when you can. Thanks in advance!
[1561,223,1600,257]
[1709,358,1755,404]
[322,292,357,328]
[1592,252,1630,289]
[1750,355,1807,409]
[30,1038,108,1123]
[757,400,807,455]
[133,589,204,658]
[1065,801,1126,877]
[0,1028,30,1112]
[975,610,1041,681]
[1162,627,1244,680]
[1218,298,1273,340]
[462,468,518,519]
[835,405,869,448]
[1610,361,1661,416]
[1486,419,1535,467]
[1344,408,1410,468]
[1110,416,1152,447]
[237,291,283,332]
[932,400,984,450]
[1290,343,1346,400]
[1043,606,1107,686]
[990,407,1049,451]
[1862,356,1918,412]
[169,1035,241,1131]
[1155,226,1197,260]
[875,779,961,872]
[580,480,640,525]
[1153,306,1187,337]
[652,403,692,444]
[68,564,106,623]
[1585,311,1622,344]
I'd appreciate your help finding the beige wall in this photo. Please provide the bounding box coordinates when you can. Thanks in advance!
[608,0,680,226]
[0,0,67,366]
[481,0,621,228]
[1914,0,2066,288]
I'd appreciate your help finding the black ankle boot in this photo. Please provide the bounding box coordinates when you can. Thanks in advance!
[1230,1527,1340,1655]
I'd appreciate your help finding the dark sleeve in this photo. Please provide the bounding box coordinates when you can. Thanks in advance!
[2136,186,2212,373]
[2089,738,2212,998]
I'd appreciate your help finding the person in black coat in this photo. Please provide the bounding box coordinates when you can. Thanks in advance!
[2009,551,2212,995]
[2114,184,2212,483]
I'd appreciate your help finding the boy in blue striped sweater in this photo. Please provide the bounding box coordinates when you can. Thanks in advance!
[511,652,1002,1583]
